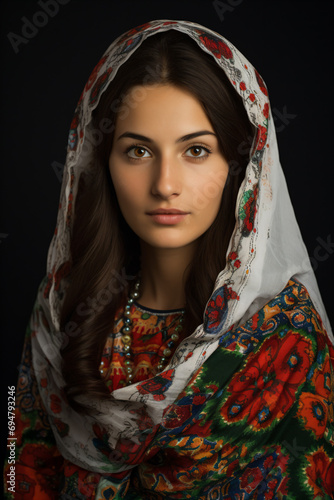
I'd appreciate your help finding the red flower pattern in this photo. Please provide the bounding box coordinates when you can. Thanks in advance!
[255,69,268,96]
[207,293,224,329]
[306,449,334,497]
[297,393,328,438]
[263,102,269,118]
[89,67,112,105]
[240,466,264,493]
[199,34,233,60]
[221,332,314,430]
[137,369,175,401]
[164,404,192,429]
[18,444,63,493]
[50,394,62,414]
[297,355,332,437]
[53,418,69,438]
[193,394,206,405]
[256,124,267,150]
[15,474,36,500]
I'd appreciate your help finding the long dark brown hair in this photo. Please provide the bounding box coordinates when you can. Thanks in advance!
[60,30,255,413]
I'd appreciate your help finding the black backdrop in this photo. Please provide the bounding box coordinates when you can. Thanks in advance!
[1,0,333,478]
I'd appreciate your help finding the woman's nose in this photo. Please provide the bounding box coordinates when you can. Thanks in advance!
[150,155,182,199]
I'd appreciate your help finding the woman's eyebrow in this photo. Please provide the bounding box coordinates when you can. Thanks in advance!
[178,131,217,142]
[116,130,217,143]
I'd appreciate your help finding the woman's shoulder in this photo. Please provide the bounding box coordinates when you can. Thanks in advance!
[262,278,327,338]
[252,277,326,335]
[219,278,332,360]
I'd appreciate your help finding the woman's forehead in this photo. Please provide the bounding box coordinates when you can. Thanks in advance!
[113,84,215,136]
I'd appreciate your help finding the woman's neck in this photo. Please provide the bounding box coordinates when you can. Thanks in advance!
[138,241,197,310]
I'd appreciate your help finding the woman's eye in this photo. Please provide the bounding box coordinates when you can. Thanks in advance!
[126,146,151,159]
[124,144,212,160]
[185,146,211,158]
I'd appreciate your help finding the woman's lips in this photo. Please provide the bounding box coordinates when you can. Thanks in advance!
[146,209,190,225]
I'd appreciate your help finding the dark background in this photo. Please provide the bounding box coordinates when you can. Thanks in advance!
[1,0,333,480]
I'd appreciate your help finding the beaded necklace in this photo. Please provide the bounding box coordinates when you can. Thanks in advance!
[120,277,185,385]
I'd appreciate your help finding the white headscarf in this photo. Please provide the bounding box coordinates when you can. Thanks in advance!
[30,19,332,473]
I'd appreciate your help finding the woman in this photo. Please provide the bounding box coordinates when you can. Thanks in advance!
[4,19,333,499]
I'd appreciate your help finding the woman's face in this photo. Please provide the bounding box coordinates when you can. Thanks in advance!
[108,84,229,251]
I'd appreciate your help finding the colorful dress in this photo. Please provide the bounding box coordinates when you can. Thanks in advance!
[4,280,334,498]
[101,302,186,391]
